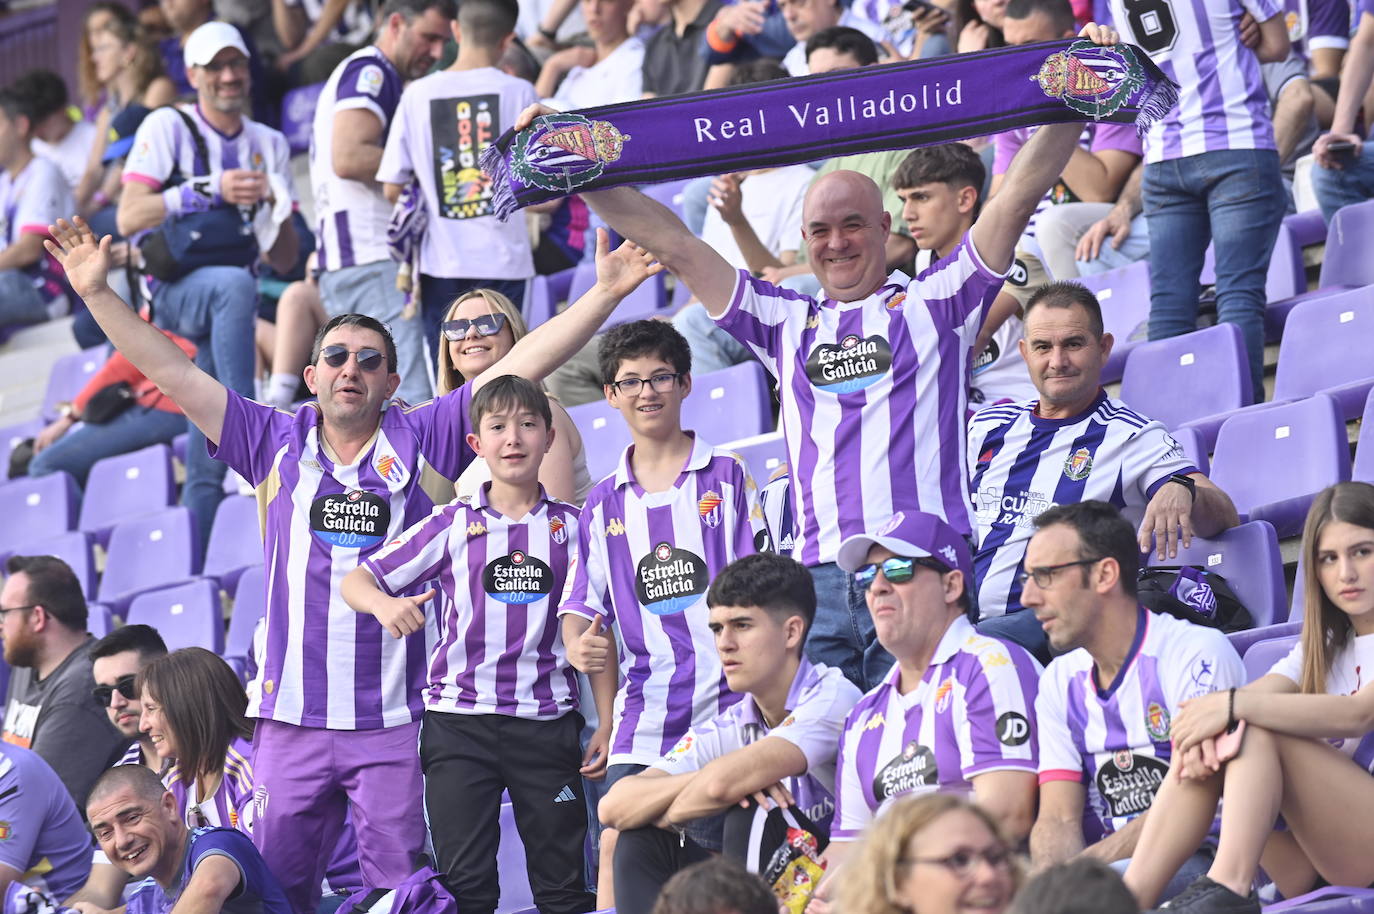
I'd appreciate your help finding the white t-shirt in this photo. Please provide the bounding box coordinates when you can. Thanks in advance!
[1270,632,1374,767]
[0,156,76,312]
[377,68,536,280]
[549,37,646,110]
[699,166,812,269]
[32,120,97,192]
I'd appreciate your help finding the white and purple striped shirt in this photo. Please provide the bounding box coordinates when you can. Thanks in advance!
[560,434,765,766]
[1037,609,1242,842]
[164,737,255,833]
[1106,0,1280,162]
[713,233,1005,566]
[312,46,405,271]
[651,658,862,835]
[210,389,476,731]
[832,617,1040,841]
[968,393,1196,619]
[364,484,581,720]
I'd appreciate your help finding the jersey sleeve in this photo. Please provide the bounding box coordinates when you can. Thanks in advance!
[375,89,416,185]
[1268,641,1303,683]
[768,677,861,774]
[830,710,873,841]
[957,642,1040,779]
[1035,663,1084,784]
[915,229,1008,334]
[122,107,181,190]
[558,495,615,625]
[14,162,71,237]
[992,130,1026,176]
[712,271,797,379]
[408,383,477,481]
[650,719,728,775]
[1239,0,1282,24]
[363,503,460,596]
[334,57,402,124]
[1164,626,1248,706]
[188,829,271,903]
[206,391,295,486]
[1125,423,1198,503]
[0,752,48,873]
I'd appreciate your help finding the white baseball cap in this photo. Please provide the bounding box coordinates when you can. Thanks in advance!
[184,21,250,68]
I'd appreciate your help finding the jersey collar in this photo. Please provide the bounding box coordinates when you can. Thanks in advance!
[612,431,712,490]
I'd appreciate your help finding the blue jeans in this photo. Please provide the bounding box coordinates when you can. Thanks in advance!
[1311,142,1374,224]
[418,274,527,369]
[671,303,751,375]
[806,562,894,692]
[1143,149,1285,403]
[0,269,50,329]
[1112,846,1215,903]
[29,406,187,486]
[976,609,1051,666]
[320,261,430,404]
[152,265,259,550]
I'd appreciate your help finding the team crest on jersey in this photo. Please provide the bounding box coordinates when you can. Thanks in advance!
[1031,40,1148,120]
[0,821,9,840]
[1063,447,1094,481]
[934,676,955,713]
[1144,702,1171,741]
[511,113,631,193]
[549,516,568,544]
[805,334,893,394]
[874,741,938,800]
[636,543,709,615]
[885,292,906,311]
[483,550,554,604]
[698,491,723,528]
[374,452,405,484]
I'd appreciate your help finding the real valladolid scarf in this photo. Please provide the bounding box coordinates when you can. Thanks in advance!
[481,38,1177,220]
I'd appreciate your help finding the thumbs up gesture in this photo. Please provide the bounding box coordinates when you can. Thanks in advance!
[375,588,435,639]
[568,615,612,673]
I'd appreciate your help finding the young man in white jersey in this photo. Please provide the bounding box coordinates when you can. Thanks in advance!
[968,282,1238,661]
[302,0,455,407]
[344,374,637,914]
[117,21,300,550]
[559,320,768,907]
[599,553,861,914]
[44,210,653,914]
[517,21,1122,694]
[1024,501,1244,902]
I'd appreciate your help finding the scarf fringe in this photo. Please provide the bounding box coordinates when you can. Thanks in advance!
[481,145,519,222]
[1134,78,1180,135]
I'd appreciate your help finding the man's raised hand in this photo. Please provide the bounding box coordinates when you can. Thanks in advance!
[44,217,113,301]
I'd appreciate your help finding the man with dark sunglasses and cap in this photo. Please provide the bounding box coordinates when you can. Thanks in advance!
[806,510,1041,914]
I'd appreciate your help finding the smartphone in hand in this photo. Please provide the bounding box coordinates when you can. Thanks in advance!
[1214,720,1247,764]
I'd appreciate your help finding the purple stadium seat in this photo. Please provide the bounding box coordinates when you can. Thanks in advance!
[682,362,773,445]
[567,260,666,326]
[640,178,691,224]
[87,602,114,637]
[495,800,534,914]
[226,564,266,666]
[0,417,43,482]
[1209,393,1351,538]
[1270,289,1374,420]
[568,398,633,484]
[1355,388,1374,484]
[1286,208,1328,248]
[525,274,555,330]
[78,444,176,545]
[1265,886,1374,912]
[1148,520,1286,628]
[1290,551,1309,622]
[1266,199,1374,338]
[126,578,224,654]
[1242,633,1299,682]
[171,432,188,467]
[40,346,106,423]
[279,82,324,156]
[1120,323,1253,451]
[202,496,263,592]
[96,506,200,615]
[1074,260,1151,383]
[1227,620,1301,657]
[723,430,788,486]
[1171,426,1209,477]
[0,471,79,558]
[1266,221,1306,303]
[26,531,96,598]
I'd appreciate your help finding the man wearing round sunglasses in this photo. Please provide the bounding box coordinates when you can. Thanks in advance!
[1023,501,1243,904]
[44,213,662,914]
[813,510,1040,912]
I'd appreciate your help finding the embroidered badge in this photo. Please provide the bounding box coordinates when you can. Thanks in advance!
[1032,40,1147,120]
[511,114,631,193]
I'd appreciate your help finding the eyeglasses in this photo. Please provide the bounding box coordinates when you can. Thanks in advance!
[320,345,386,372]
[609,372,683,396]
[853,556,949,591]
[201,56,250,74]
[1018,557,1102,589]
[0,604,36,619]
[442,313,508,341]
[900,846,1013,879]
[92,673,139,706]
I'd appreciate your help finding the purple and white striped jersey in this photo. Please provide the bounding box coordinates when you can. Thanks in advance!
[164,737,255,833]
[713,233,1006,566]
[650,658,862,835]
[1106,0,1280,163]
[560,434,765,765]
[311,46,404,271]
[209,389,476,731]
[113,741,146,767]
[364,485,581,720]
[1037,610,1243,841]
[967,393,1196,619]
[1268,632,1374,768]
[1285,0,1352,62]
[832,618,1040,841]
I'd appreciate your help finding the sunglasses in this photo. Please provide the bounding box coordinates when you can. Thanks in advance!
[853,555,950,590]
[320,345,386,372]
[442,313,508,341]
[92,673,138,706]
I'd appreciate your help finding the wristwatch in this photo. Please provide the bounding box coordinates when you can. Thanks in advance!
[1168,473,1196,503]
[56,401,75,420]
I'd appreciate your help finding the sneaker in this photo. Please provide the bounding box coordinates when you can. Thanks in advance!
[1151,876,1260,914]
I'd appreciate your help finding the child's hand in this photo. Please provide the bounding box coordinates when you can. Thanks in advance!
[592,227,664,301]
[581,724,611,779]
[373,589,434,639]
[567,615,612,673]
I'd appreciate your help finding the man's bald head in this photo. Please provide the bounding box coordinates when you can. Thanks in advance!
[88,763,168,810]
[801,170,892,302]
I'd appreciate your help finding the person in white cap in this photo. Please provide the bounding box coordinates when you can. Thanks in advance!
[807,510,1042,914]
[115,19,300,551]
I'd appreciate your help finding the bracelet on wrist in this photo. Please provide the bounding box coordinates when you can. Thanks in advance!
[1226,687,1237,730]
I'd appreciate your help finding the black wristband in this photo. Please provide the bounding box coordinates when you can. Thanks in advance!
[538,26,558,42]
[1169,472,1197,504]
[1226,687,1237,730]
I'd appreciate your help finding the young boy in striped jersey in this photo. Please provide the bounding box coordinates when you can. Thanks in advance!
[342,375,606,914]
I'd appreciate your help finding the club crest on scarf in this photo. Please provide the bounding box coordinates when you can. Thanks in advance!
[1031,40,1146,119]
[511,113,632,193]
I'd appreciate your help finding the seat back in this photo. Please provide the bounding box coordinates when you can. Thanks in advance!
[682,362,774,446]
[0,472,79,556]
[97,506,199,606]
[1318,199,1374,289]
[203,495,264,588]
[567,398,633,484]
[226,564,268,661]
[41,347,106,422]
[722,430,788,486]
[1149,520,1285,628]
[1354,386,1374,484]
[1120,323,1252,429]
[1273,288,1374,407]
[126,578,224,653]
[78,444,176,543]
[1073,261,1152,381]
[26,530,96,598]
[1243,634,1299,683]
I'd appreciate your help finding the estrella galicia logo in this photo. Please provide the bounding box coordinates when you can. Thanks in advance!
[804,334,892,394]
[1095,752,1168,819]
[873,740,938,801]
[309,490,389,549]
[483,550,554,604]
[635,543,709,615]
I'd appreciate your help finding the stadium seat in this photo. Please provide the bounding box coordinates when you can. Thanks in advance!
[567,398,633,484]
[279,82,325,157]
[1265,220,1306,303]
[1242,633,1299,683]
[495,801,535,914]
[1170,427,1209,477]
[1356,390,1374,484]
[1270,289,1374,420]
[171,432,188,467]
[202,495,263,593]
[126,578,224,654]
[78,444,176,545]
[40,346,106,422]
[1209,393,1351,538]
[1073,260,1151,383]
[1147,520,1286,628]
[0,471,79,559]
[640,178,692,224]
[26,530,96,599]
[1119,323,1252,451]
[525,274,556,330]
[567,260,667,325]
[1265,199,1374,338]
[1227,620,1302,657]
[225,564,267,669]
[0,418,43,482]
[723,430,788,485]
[682,362,773,445]
[1285,208,1328,248]
[96,506,200,615]
[87,602,114,638]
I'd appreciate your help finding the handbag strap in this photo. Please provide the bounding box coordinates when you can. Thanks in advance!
[165,105,212,180]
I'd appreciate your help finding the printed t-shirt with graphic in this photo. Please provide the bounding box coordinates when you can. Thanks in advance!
[1037,608,1243,842]
[0,743,92,901]
[1269,631,1374,769]
[126,827,291,914]
[560,433,767,766]
[832,617,1040,840]
[0,156,75,315]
